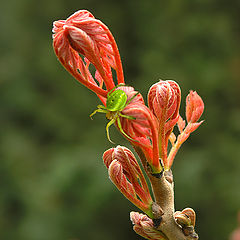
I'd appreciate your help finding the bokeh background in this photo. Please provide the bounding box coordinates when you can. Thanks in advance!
[1,0,240,239]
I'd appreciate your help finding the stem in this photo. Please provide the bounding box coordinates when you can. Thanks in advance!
[166,138,182,170]
[133,146,198,240]
[158,112,168,166]
[167,127,189,169]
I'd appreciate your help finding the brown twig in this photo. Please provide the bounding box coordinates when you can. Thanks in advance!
[133,146,198,240]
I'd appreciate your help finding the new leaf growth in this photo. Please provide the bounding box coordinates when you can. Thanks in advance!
[52,10,204,240]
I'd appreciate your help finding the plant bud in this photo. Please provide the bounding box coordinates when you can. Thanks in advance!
[174,208,196,227]
[103,146,153,215]
[148,80,181,123]
[186,91,204,123]
[182,208,196,227]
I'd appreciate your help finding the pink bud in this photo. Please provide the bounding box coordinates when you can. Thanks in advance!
[186,91,204,123]
[130,212,166,240]
[103,146,153,214]
[103,146,145,185]
[163,90,204,169]
[148,80,181,123]
[147,80,181,165]
[108,160,137,200]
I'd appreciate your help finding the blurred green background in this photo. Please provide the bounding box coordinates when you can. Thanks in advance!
[1,0,240,239]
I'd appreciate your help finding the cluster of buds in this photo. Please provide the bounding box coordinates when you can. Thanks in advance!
[52,10,204,240]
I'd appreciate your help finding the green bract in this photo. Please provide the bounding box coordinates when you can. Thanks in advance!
[90,85,138,143]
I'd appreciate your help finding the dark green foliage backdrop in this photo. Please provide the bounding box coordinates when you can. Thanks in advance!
[1,0,239,239]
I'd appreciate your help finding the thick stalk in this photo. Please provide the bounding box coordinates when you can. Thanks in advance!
[133,146,198,240]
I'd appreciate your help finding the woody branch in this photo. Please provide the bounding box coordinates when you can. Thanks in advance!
[52,10,204,240]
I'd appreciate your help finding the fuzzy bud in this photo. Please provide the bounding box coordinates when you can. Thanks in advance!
[148,80,181,123]
[174,208,196,227]
[103,146,153,215]
[186,91,204,123]
[148,80,181,165]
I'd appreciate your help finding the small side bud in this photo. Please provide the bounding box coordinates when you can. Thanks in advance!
[174,211,191,227]
[174,208,196,227]
[186,90,204,123]
[174,208,198,239]
[182,208,196,227]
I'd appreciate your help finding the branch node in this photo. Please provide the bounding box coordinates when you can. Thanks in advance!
[148,159,165,178]
[152,202,164,217]
[164,169,173,183]
[151,171,164,178]
[153,217,163,228]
